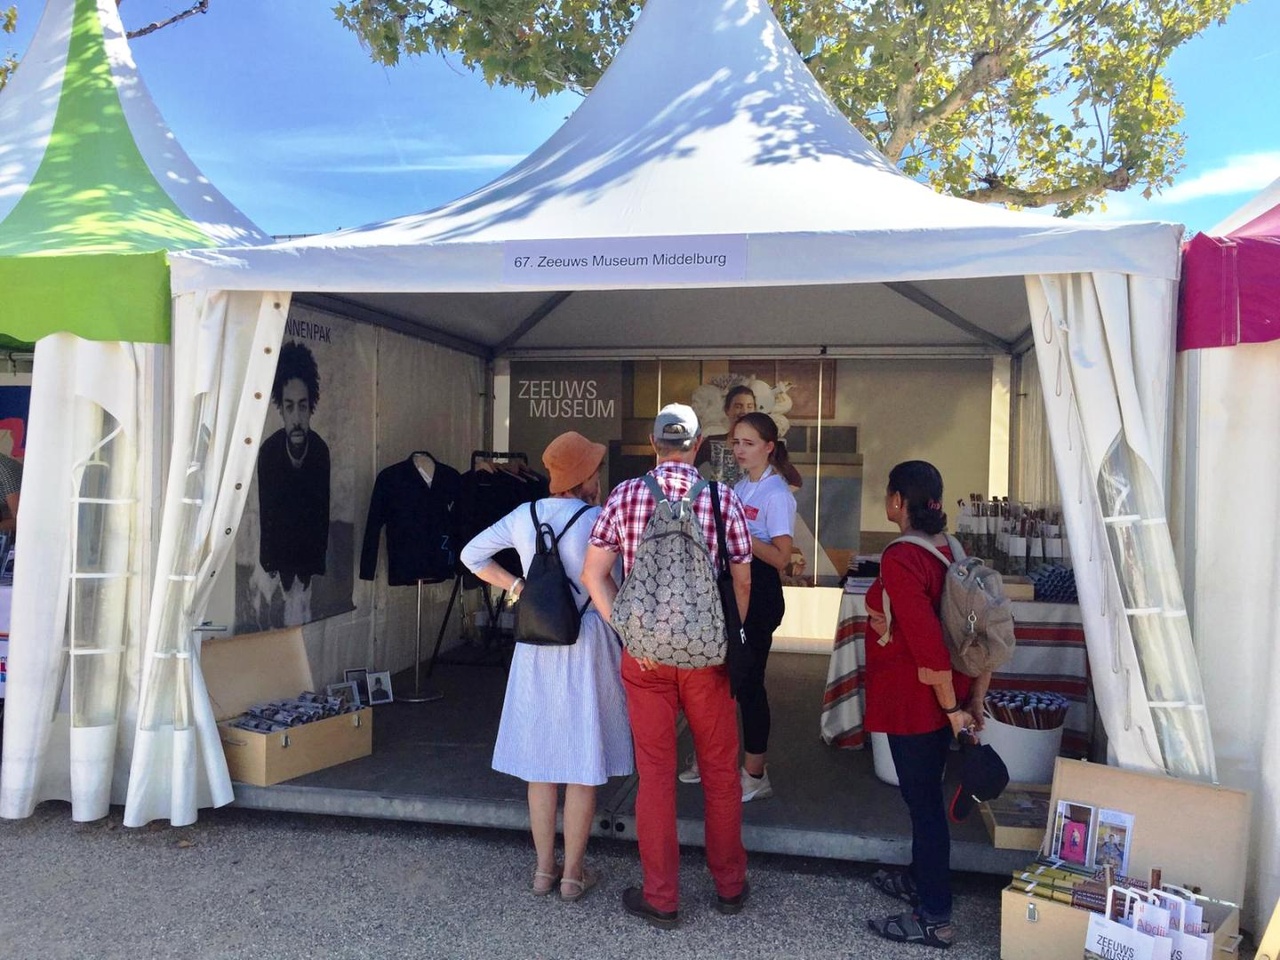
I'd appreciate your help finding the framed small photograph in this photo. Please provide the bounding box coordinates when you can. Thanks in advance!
[1093,808,1135,876]
[1050,800,1096,866]
[344,668,369,705]
[366,670,394,704]
[325,681,359,710]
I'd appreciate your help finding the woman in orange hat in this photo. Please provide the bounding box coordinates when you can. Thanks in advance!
[461,431,632,903]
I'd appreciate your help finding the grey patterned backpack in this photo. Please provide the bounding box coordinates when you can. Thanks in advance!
[610,474,726,668]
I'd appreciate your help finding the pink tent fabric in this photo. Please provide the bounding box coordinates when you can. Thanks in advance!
[1179,186,1280,350]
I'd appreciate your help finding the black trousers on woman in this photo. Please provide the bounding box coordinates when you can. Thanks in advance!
[738,558,784,754]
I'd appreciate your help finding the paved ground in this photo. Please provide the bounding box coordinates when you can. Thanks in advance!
[0,802,1017,960]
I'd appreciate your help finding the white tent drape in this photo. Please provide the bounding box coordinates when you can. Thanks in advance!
[1173,341,1280,929]
[122,291,287,827]
[1027,273,1215,782]
[0,334,156,820]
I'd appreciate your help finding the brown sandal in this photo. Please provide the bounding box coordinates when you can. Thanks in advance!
[560,865,600,902]
[532,866,563,896]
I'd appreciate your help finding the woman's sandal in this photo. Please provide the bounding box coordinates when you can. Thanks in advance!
[867,910,955,950]
[870,867,920,906]
[559,865,600,903]
[532,866,563,896]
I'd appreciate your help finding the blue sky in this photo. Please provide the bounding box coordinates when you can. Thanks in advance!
[7,0,1279,236]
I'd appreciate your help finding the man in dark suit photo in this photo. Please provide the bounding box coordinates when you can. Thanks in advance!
[256,341,330,626]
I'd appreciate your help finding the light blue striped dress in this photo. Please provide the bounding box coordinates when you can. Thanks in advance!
[461,498,634,785]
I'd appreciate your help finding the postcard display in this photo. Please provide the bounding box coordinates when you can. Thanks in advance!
[202,628,373,787]
[1000,758,1249,960]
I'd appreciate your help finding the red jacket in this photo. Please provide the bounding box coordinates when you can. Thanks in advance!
[864,541,972,735]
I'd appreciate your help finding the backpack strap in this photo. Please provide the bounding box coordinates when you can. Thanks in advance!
[890,534,957,568]
[640,473,709,517]
[528,499,593,607]
[709,481,730,573]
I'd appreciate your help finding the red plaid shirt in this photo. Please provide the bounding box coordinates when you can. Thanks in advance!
[589,461,752,576]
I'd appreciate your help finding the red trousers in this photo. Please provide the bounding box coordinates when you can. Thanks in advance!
[621,652,747,912]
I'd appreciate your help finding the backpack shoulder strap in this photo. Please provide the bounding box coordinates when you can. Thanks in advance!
[639,472,667,506]
[709,480,730,570]
[943,533,966,562]
[890,534,953,569]
[686,478,709,504]
[553,503,594,545]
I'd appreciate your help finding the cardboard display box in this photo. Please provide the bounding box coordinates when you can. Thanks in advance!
[1001,758,1249,960]
[1002,576,1036,601]
[203,628,372,787]
[982,784,1051,851]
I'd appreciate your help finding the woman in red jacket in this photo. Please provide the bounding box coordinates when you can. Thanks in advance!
[863,460,990,949]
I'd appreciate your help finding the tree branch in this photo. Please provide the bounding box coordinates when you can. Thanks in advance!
[124,0,209,40]
[884,47,1008,159]
[964,165,1133,207]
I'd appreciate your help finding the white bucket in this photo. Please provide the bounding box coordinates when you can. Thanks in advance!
[981,715,1063,784]
[870,731,899,786]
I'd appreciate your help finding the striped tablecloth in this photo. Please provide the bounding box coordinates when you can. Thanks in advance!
[820,591,1093,756]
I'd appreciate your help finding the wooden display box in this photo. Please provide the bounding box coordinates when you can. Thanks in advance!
[1000,758,1249,960]
[203,627,372,787]
[1003,576,1036,601]
[981,784,1051,850]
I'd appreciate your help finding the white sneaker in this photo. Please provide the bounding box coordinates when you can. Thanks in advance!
[741,766,773,802]
[677,756,701,784]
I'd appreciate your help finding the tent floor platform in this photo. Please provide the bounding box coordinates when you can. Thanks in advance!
[229,652,1030,875]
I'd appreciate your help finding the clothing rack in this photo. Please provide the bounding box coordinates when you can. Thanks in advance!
[422,450,534,674]
[470,449,529,471]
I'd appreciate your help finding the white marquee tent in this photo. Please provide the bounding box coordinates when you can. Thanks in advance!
[2,0,1219,902]
[1174,179,1280,929]
[0,0,267,829]
[169,0,1214,805]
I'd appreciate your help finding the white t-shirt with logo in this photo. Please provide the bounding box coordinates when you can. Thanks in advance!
[733,466,796,544]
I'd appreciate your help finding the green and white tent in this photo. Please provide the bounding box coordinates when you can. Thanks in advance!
[0,0,266,827]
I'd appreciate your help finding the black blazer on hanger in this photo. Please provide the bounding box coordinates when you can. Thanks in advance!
[360,455,462,586]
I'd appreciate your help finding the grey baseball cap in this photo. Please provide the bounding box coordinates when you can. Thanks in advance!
[653,403,701,441]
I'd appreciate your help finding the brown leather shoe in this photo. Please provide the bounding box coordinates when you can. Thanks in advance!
[716,879,750,915]
[622,886,679,930]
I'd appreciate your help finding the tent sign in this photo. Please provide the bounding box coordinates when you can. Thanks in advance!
[502,235,747,285]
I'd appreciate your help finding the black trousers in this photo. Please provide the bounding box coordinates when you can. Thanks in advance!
[738,558,784,755]
[887,725,954,921]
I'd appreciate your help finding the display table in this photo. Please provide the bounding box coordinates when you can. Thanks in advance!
[821,591,1092,756]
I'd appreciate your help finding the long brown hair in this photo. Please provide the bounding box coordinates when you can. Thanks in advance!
[733,412,794,477]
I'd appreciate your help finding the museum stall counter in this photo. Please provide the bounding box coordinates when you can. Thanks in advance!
[820,588,1092,755]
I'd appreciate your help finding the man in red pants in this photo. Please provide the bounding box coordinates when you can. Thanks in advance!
[581,403,752,929]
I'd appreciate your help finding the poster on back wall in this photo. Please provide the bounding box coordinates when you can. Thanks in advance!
[509,362,623,484]
[234,305,375,631]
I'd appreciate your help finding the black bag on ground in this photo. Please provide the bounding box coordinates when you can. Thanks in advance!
[710,482,753,696]
[514,501,592,646]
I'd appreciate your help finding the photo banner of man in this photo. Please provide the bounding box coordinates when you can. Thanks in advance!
[235,305,374,630]
[508,361,622,488]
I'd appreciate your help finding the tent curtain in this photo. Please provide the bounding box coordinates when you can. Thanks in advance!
[122,290,287,827]
[0,334,152,821]
[1026,273,1215,782]
[1173,342,1280,929]
[1012,353,1061,505]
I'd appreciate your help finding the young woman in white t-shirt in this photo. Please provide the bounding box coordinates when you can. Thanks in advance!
[728,412,797,799]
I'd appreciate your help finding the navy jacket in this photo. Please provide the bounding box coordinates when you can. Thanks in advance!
[360,456,461,585]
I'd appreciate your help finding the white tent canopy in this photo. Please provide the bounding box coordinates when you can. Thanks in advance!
[172,0,1178,362]
[171,0,1214,830]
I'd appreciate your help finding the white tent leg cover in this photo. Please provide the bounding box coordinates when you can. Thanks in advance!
[0,335,148,820]
[123,291,288,828]
[1027,274,1215,781]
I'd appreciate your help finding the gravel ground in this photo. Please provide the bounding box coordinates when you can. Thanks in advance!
[0,802,1021,960]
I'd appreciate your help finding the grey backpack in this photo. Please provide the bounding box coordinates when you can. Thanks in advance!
[610,474,726,668]
[885,534,1016,677]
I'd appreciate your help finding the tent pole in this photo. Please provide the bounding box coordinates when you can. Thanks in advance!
[883,282,1013,353]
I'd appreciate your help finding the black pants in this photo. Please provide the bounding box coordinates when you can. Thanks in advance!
[887,725,954,922]
[738,559,784,755]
